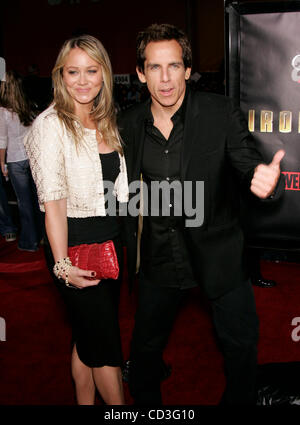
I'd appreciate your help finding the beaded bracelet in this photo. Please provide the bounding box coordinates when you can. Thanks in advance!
[53,257,72,287]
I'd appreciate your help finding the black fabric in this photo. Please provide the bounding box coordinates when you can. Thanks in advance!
[211,280,259,405]
[67,215,120,246]
[129,274,187,405]
[129,276,258,405]
[141,94,196,289]
[100,150,120,183]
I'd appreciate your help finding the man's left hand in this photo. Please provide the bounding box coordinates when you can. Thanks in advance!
[250,149,285,199]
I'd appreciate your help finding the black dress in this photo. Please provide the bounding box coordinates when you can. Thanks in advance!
[44,151,123,368]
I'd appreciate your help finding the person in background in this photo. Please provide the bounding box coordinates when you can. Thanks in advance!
[24,35,128,405]
[118,23,284,405]
[0,71,42,252]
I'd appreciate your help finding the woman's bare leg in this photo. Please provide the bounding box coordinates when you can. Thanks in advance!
[92,365,125,405]
[71,345,95,405]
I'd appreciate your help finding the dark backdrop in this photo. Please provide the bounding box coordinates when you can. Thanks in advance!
[1,0,225,76]
[226,0,300,250]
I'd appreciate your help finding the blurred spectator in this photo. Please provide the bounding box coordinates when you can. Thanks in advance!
[0,71,43,252]
[127,85,141,105]
[114,80,149,111]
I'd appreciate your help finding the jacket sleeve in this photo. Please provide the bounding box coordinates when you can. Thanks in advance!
[226,98,284,200]
[24,115,68,206]
[225,98,263,187]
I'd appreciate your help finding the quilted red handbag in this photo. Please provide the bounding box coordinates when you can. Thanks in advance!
[68,240,119,280]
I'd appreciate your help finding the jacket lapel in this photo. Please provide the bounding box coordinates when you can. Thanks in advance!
[132,119,145,182]
[180,89,203,182]
[122,102,148,184]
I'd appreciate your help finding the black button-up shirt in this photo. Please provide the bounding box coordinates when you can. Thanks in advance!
[140,90,197,289]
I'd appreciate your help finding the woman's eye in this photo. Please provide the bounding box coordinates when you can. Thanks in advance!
[67,69,98,75]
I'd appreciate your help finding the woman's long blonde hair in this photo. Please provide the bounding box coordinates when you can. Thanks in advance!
[52,34,122,153]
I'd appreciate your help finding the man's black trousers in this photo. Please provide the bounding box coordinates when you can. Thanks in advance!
[129,276,259,405]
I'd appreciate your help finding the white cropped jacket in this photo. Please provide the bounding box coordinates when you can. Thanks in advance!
[24,104,129,217]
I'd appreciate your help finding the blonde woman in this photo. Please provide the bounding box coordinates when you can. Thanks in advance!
[24,35,128,405]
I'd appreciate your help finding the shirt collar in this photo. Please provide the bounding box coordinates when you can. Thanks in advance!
[145,85,190,125]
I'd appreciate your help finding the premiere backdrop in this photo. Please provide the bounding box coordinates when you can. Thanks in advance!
[226,1,300,246]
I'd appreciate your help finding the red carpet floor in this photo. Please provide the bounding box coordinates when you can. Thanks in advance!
[1,236,300,405]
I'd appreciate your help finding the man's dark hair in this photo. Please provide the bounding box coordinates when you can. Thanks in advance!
[136,23,192,72]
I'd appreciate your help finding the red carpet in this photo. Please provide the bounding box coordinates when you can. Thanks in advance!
[1,235,300,405]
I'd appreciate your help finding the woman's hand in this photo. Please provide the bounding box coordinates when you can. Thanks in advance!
[0,162,8,177]
[62,266,101,289]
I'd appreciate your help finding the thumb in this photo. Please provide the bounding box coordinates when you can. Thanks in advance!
[269,149,285,168]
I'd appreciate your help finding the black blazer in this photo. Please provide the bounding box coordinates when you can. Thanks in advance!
[118,89,265,299]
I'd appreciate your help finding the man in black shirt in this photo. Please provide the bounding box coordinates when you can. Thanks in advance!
[118,23,284,405]
[141,96,196,290]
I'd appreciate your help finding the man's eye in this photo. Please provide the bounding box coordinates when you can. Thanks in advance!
[150,65,159,70]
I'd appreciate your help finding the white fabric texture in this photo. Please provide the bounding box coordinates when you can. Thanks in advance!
[0,107,29,162]
[24,104,129,217]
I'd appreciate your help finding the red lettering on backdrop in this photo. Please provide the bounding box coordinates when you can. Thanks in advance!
[282,172,300,191]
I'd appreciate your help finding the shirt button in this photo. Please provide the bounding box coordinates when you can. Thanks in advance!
[169,227,175,232]
[169,203,173,208]
[166,177,170,181]
[164,149,169,154]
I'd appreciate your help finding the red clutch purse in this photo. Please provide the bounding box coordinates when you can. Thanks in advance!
[68,240,119,280]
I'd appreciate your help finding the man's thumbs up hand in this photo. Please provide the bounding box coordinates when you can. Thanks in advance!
[250,149,285,199]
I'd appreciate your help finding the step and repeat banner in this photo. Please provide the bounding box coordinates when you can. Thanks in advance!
[225,1,300,247]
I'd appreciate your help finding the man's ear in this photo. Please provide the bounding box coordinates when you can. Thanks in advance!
[185,67,192,80]
[136,66,146,84]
